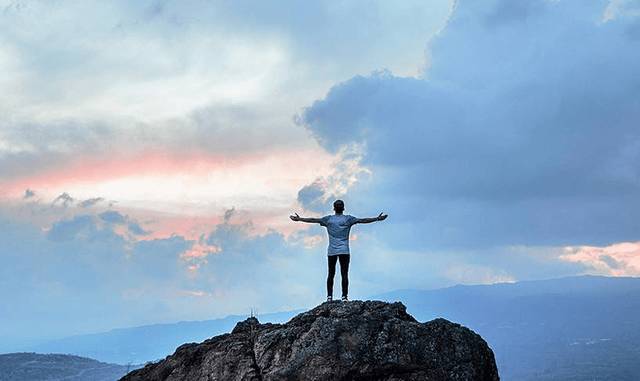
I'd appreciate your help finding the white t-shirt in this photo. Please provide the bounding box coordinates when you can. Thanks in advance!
[320,214,358,256]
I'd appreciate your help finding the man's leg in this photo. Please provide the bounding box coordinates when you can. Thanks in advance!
[338,254,350,298]
[327,255,338,298]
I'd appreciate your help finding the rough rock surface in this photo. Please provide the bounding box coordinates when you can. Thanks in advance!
[121,301,499,381]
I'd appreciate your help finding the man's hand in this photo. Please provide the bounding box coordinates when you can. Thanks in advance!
[355,213,389,224]
[290,214,324,224]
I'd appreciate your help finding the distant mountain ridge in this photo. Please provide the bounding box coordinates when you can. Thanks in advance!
[0,353,133,381]
[31,310,300,365]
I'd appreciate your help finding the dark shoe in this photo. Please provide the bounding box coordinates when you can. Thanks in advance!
[341,296,348,302]
[327,296,333,302]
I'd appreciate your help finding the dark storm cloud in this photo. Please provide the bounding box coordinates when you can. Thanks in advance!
[300,0,640,248]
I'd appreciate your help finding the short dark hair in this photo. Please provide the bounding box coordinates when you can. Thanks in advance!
[333,199,344,212]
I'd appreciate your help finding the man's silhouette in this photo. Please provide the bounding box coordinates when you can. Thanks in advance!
[290,200,388,302]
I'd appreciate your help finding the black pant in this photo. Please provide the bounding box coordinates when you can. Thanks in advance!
[327,254,350,298]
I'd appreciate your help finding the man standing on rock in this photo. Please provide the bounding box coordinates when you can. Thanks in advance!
[290,199,388,302]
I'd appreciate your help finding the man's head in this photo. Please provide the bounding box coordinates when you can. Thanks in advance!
[333,199,345,214]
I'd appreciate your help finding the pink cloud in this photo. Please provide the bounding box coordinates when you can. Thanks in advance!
[0,150,252,197]
[136,213,223,241]
[1,144,339,266]
[561,242,640,276]
[138,207,306,241]
[181,242,221,260]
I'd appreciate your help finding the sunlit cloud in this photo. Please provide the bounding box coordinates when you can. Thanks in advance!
[1,147,333,210]
[561,242,640,276]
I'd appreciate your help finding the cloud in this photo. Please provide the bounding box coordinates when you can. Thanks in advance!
[297,180,328,212]
[296,144,370,212]
[99,210,127,224]
[603,0,640,22]
[23,188,35,199]
[47,214,102,242]
[45,207,149,243]
[300,0,640,248]
[0,1,454,254]
[99,210,149,236]
[47,209,149,242]
[127,221,149,236]
[0,194,592,344]
[223,208,236,223]
[0,0,451,198]
[0,203,322,340]
[0,215,142,338]
[79,197,104,208]
[0,200,193,339]
[560,242,640,276]
[51,192,74,207]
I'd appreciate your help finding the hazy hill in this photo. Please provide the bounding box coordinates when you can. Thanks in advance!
[0,353,132,381]
[32,310,299,365]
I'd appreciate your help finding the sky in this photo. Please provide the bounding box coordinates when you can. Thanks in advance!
[1,0,640,343]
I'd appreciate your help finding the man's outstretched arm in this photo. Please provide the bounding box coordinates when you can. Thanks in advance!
[290,213,324,224]
[355,212,388,224]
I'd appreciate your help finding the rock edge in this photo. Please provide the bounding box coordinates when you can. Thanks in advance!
[121,300,499,381]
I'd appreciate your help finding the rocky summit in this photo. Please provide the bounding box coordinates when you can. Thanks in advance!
[121,300,499,381]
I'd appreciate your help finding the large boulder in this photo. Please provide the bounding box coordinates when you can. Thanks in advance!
[121,300,499,381]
